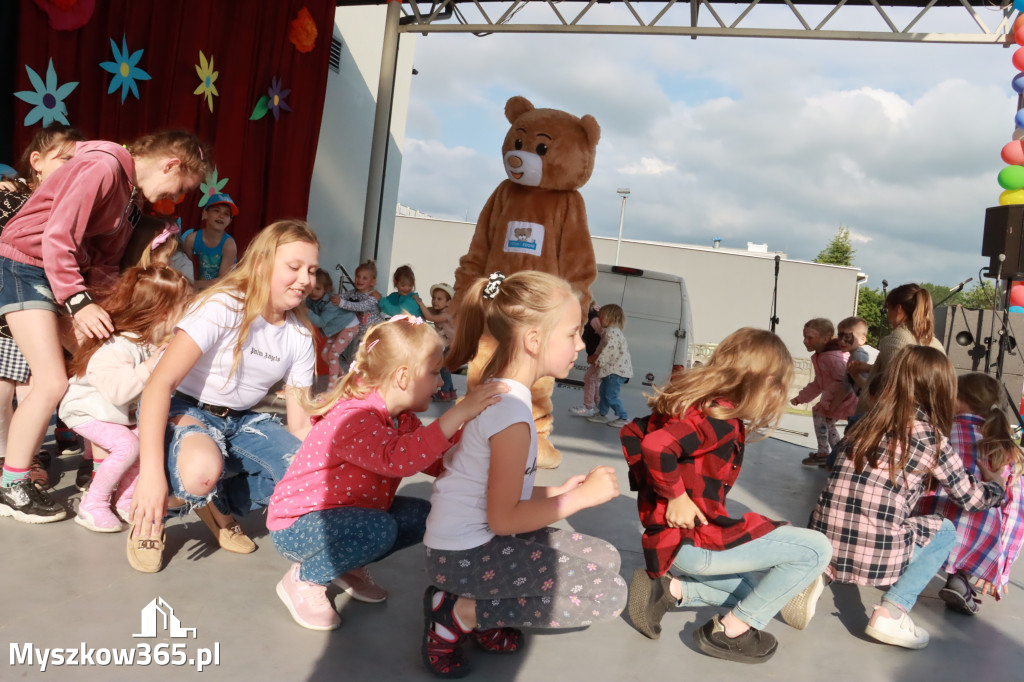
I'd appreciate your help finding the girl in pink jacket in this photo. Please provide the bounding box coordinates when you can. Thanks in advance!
[791,318,856,466]
[0,131,209,524]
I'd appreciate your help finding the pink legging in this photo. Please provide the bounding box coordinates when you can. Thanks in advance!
[72,419,139,509]
[582,363,600,409]
[322,324,358,382]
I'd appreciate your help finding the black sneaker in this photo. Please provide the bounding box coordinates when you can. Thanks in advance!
[75,457,93,492]
[55,426,83,456]
[693,614,777,664]
[628,567,677,639]
[0,478,68,523]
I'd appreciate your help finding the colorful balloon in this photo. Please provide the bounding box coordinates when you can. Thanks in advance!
[1003,141,1024,165]
[1016,108,1024,130]
[1014,47,1024,72]
[1010,283,1024,308]
[1016,0,1024,14]
[1010,305,1024,314]
[1016,24,1024,46]
[1000,189,1024,205]
[999,166,1024,190]
[1014,73,1024,94]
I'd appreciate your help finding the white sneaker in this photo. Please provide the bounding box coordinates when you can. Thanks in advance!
[587,413,612,424]
[569,405,597,417]
[864,606,929,649]
[607,418,628,428]
[780,574,826,630]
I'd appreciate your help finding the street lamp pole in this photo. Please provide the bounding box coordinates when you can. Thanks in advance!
[615,188,630,266]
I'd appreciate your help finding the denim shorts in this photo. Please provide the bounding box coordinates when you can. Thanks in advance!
[164,396,299,517]
[0,257,58,316]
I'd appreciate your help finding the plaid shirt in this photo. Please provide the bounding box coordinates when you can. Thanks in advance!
[621,405,784,578]
[915,414,1024,598]
[809,410,1005,586]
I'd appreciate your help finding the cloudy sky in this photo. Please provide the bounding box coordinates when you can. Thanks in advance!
[396,2,1018,288]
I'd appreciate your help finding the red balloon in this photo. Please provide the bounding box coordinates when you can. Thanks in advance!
[1016,14,1024,33]
[1003,141,1024,166]
[1011,282,1024,308]
[1014,47,1024,72]
[1017,25,1024,46]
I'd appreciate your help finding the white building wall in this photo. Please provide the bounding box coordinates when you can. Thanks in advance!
[390,214,862,360]
[306,6,416,289]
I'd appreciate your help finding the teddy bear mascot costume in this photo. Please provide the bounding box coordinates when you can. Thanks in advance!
[450,95,600,469]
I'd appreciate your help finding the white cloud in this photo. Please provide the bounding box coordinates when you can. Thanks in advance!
[618,157,677,176]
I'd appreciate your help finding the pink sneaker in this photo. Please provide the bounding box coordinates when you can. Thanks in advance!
[276,563,341,631]
[334,566,388,603]
[75,491,125,533]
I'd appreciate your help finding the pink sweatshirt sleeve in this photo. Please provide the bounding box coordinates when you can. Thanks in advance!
[85,343,152,408]
[40,153,124,305]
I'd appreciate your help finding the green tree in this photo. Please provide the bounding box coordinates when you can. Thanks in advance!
[857,286,885,346]
[919,282,960,308]
[815,226,856,266]
[960,281,999,309]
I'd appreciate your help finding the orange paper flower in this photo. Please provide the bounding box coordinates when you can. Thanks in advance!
[289,7,318,53]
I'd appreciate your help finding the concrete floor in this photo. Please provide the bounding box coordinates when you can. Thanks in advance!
[3,378,1023,682]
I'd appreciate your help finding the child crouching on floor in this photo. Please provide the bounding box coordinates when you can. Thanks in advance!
[623,328,832,665]
[267,315,507,631]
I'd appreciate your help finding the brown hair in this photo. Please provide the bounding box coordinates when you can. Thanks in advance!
[804,318,834,338]
[15,123,85,191]
[192,219,319,380]
[598,303,625,330]
[886,283,934,345]
[446,271,578,381]
[355,259,377,279]
[305,317,442,414]
[314,268,333,293]
[957,373,1024,477]
[126,130,211,180]
[838,316,868,334]
[67,265,192,378]
[649,328,793,439]
[846,345,956,484]
[393,264,415,287]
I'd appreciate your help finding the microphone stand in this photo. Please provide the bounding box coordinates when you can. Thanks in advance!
[934,277,974,308]
[769,254,780,334]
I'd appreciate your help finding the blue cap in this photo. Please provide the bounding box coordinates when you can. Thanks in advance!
[205,193,239,216]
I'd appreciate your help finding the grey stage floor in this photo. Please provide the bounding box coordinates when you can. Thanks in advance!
[2,377,1023,681]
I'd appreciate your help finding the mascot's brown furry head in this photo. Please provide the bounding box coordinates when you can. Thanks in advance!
[501,96,601,193]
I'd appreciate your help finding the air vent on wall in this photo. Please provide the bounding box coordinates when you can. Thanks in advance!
[328,37,342,73]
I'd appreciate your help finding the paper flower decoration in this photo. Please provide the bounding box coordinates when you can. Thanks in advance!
[250,77,293,121]
[289,7,318,53]
[99,35,151,103]
[194,51,219,113]
[198,167,229,207]
[14,60,78,127]
[32,0,96,31]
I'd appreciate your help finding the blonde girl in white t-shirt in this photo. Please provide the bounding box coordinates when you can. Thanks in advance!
[421,270,626,679]
[130,220,320,574]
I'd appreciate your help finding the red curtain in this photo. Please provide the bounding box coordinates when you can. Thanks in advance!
[10,0,337,252]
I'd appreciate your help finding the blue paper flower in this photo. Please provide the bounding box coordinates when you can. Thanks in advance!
[99,35,151,103]
[14,59,78,127]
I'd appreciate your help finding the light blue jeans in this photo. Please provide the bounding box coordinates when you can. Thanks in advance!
[671,525,833,630]
[883,518,956,613]
[598,374,628,420]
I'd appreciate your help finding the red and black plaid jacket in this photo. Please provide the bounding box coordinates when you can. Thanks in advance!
[620,404,784,577]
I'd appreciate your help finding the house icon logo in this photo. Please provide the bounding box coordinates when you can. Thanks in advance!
[133,597,197,639]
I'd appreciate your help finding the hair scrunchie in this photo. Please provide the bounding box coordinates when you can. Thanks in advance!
[483,271,506,300]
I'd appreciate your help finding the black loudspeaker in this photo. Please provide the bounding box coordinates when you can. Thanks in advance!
[982,205,1024,279]
[934,305,1024,408]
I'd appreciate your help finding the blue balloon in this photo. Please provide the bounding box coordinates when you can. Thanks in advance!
[1015,108,1024,130]
[1016,0,1024,13]
[1010,305,1024,313]
[1014,72,1024,94]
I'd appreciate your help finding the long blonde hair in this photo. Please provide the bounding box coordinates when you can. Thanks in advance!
[957,373,1024,477]
[846,345,956,483]
[649,328,792,438]
[446,271,578,381]
[191,219,318,379]
[305,316,442,415]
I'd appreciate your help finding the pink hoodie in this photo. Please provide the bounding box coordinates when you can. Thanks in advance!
[0,141,138,305]
[794,339,857,419]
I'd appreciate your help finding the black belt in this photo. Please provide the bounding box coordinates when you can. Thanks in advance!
[173,391,248,419]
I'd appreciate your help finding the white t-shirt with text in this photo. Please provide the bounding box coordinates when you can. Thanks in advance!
[176,292,315,410]
[424,379,537,551]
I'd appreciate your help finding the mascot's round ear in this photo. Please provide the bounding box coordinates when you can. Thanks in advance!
[505,96,534,124]
[580,115,601,147]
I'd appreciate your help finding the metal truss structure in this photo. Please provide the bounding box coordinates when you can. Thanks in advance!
[391,0,1017,45]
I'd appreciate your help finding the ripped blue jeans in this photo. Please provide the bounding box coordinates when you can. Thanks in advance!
[165,396,299,517]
